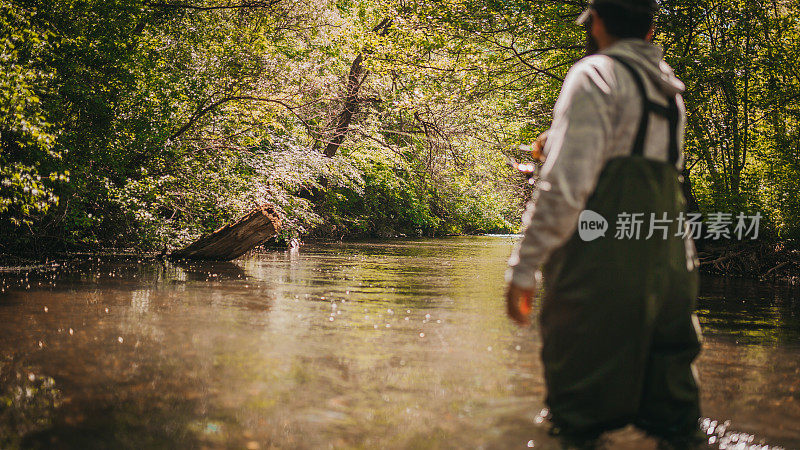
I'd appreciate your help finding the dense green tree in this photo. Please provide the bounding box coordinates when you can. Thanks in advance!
[659,0,800,237]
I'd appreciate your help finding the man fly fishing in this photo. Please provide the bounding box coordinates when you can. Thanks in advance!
[505,0,703,447]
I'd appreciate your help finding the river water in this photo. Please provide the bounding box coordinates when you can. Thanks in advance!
[1,237,798,449]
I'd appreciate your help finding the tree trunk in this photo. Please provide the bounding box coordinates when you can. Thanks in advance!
[324,53,366,157]
[682,165,700,213]
[171,206,281,261]
[322,18,391,157]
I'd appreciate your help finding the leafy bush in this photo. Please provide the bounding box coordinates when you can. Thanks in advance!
[0,2,64,227]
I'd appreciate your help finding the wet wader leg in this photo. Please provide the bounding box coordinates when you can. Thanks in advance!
[540,221,657,436]
[636,264,702,438]
[540,284,650,436]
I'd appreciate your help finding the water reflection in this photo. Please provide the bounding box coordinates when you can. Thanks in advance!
[0,238,797,448]
[697,276,800,345]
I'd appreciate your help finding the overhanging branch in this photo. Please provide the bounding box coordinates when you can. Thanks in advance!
[169,95,311,141]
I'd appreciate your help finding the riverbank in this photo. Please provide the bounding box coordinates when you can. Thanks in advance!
[2,237,800,285]
[0,255,56,274]
[697,240,800,285]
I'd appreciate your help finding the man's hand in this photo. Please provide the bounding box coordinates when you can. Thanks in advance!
[531,130,549,162]
[506,283,534,326]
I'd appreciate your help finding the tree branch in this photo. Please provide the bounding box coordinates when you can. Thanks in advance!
[169,95,310,141]
[145,1,281,11]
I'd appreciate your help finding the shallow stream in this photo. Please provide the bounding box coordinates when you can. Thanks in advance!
[1,237,798,448]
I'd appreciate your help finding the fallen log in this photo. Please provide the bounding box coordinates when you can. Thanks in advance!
[170,206,281,261]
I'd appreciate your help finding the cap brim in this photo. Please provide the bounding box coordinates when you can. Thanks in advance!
[576,8,592,25]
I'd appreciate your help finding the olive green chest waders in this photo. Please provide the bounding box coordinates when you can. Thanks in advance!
[540,56,702,439]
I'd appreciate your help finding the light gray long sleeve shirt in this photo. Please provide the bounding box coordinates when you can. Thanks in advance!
[506,39,687,290]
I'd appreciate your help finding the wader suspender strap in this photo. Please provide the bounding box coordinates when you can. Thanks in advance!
[610,56,680,165]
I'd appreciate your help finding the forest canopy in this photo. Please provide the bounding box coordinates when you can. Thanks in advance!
[1,0,799,253]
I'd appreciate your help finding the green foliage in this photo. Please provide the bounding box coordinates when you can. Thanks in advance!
[109,133,364,250]
[0,1,63,226]
[659,0,800,238]
[320,141,516,237]
[321,148,441,237]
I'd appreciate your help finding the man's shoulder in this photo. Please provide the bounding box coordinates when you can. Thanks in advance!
[567,54,614,77]
[562,55,618,95]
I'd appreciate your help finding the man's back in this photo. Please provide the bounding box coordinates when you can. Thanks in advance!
[506,39,689,290]
[572,39,686,166]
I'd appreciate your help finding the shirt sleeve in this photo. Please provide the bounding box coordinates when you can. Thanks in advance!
[506,60,615,290]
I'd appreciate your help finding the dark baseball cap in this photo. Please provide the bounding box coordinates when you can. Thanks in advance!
[576,0,659,24]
